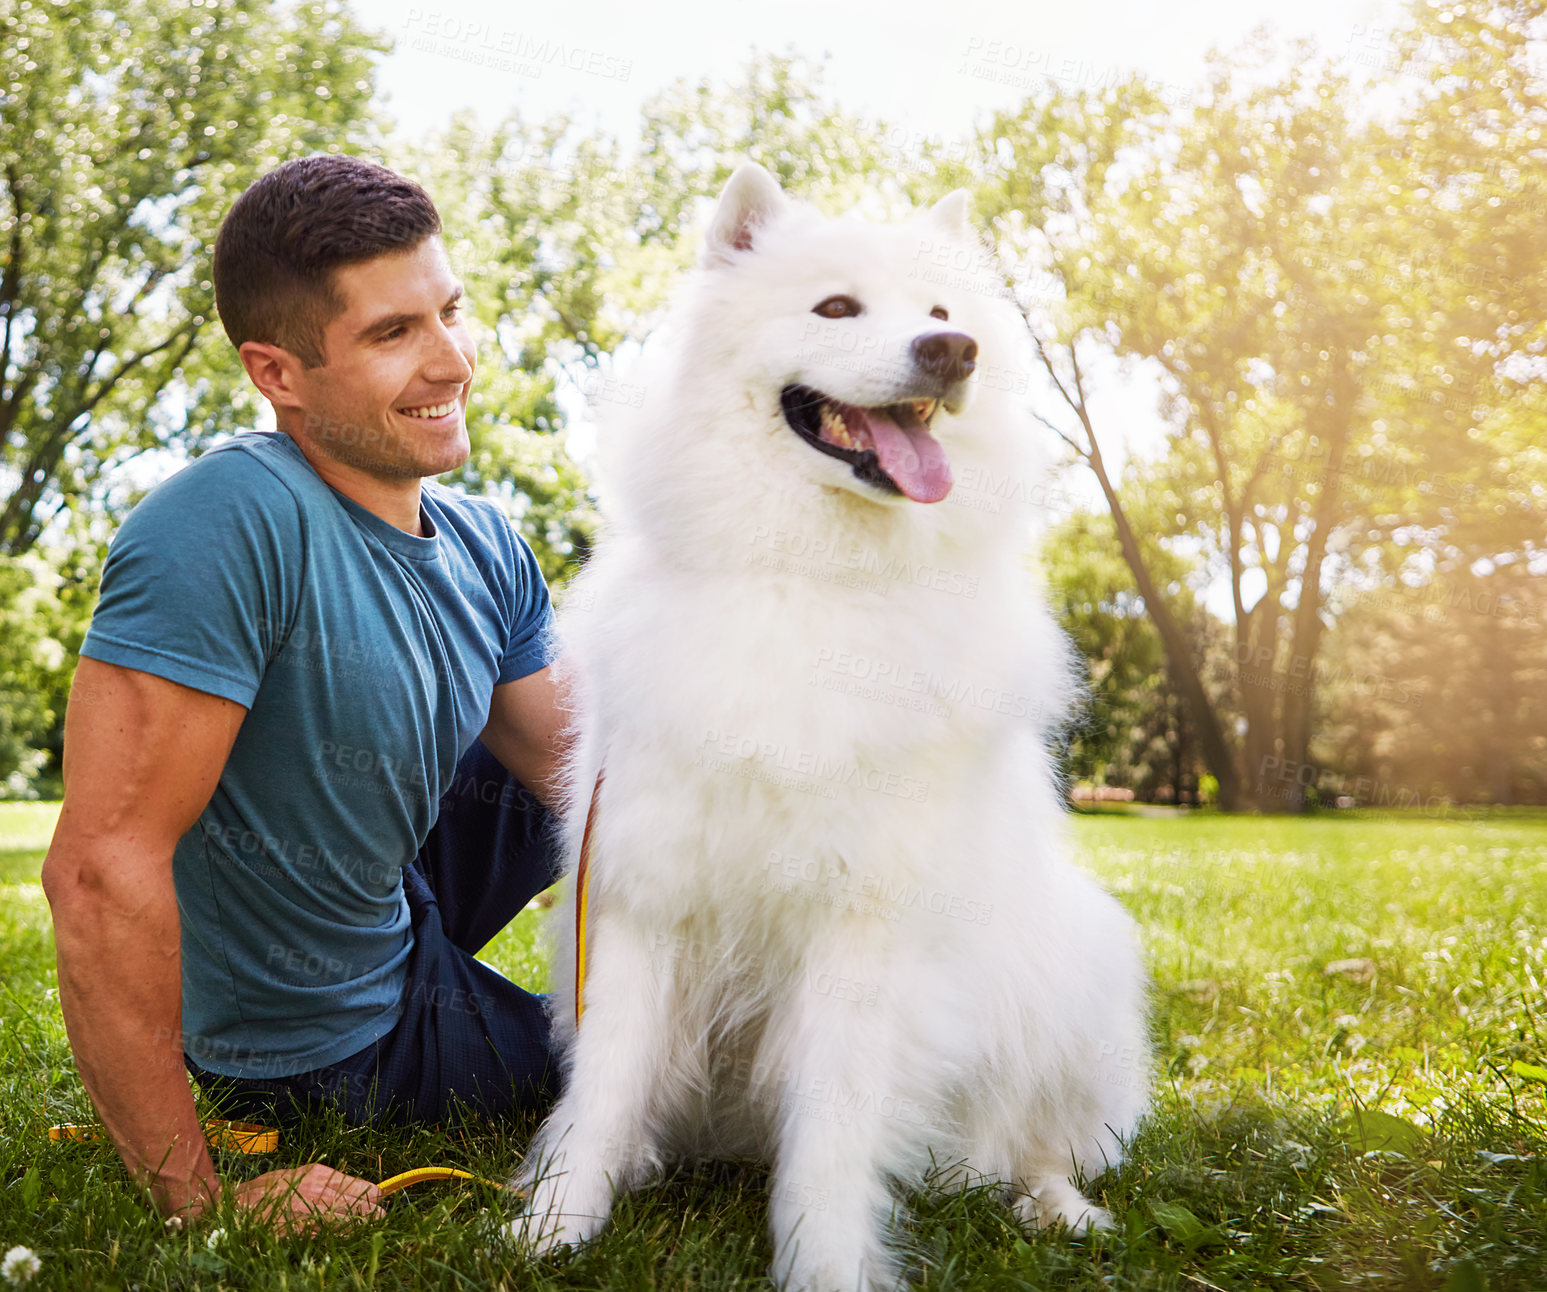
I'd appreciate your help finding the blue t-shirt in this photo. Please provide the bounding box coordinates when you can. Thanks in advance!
[79,431,555,1078]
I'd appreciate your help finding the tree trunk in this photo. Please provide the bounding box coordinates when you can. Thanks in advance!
[1275,392,1352,812]
[1081,433,1246,810]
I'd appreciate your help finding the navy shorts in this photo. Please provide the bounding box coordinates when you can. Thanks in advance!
[187,739,565,1126]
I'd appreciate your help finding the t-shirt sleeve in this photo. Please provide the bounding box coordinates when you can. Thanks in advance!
[496,517,557,685]
[80,448,302,707]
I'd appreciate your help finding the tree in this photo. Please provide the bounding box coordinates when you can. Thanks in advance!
[976,5,1543,810]
[0,527,100,795]
[0,0,388,556]
[1312,560,1547,807]
[0,556,56,791]
[1041,510,1225,802]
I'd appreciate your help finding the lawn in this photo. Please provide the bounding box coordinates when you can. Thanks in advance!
[1,803,1543,1290]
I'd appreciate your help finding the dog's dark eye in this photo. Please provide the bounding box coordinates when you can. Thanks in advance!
[930,306,949,321]
[813,295,862,319]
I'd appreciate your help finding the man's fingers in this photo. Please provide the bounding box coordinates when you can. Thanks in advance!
[235,1164,384,1229]
[323,1174,384,1217]
[297,1166,384,1221]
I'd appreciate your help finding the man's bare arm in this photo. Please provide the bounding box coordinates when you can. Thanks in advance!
[479,661,573,811]
[41,657,382,1227]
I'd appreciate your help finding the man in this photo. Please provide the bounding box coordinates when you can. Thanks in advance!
[41,155,570,1231]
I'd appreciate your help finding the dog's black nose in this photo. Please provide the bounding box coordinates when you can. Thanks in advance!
[912,331,978,383]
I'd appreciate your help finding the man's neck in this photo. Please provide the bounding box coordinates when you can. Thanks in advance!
[282,433,427,535]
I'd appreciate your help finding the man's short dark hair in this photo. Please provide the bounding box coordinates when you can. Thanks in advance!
[213,154,443,369]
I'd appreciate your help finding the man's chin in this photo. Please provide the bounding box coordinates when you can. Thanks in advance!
[421,429,472,478]
[305,420,470,481]
[391,446,471,481]
[403,416,471,479]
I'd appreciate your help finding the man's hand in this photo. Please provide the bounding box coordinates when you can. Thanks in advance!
[480,661,573,811]
[232,1165,384,1233]
[42,657,247,1221]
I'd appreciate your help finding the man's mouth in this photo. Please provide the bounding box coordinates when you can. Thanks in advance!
[779,385,953,503]
[397,399,460,420]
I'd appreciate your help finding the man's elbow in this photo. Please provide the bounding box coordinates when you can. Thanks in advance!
[41,845,111,939]
[40,845,80,913]
[41,836,162,929]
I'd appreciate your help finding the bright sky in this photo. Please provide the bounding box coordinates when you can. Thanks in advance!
[349,0,1409,546]
[367,0,1405,145]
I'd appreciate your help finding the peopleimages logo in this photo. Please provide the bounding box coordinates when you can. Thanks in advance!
[697,730,930,803]
[744,525,980,599]
[1231,644,1424,708]
[764,848,994,926]
[401,11,633,81]
[811,647,1049,723]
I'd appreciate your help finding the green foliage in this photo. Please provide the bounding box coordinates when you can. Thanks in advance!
[0,0,389,556]
[973,6,1545,810]
[1312,560,1547,806]
[0,534,96,797]
[1041,511,1222,801]
[0,560,53,792]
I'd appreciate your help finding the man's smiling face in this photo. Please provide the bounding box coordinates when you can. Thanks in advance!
[290,235,476,481]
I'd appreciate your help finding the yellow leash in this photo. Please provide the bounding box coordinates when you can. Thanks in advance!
[374,1166,506,1197]
[574,767,604,1026]
[50,1119,279,1155]
[49,1120,507,1197]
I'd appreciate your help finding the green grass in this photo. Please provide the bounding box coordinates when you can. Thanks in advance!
[2,803,1543,1289]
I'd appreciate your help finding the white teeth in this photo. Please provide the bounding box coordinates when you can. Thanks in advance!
[820,403,853,448]
[915,398,938,421]
[399,401,458,419]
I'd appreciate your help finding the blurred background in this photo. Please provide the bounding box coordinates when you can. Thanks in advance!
[1,0,1541,813]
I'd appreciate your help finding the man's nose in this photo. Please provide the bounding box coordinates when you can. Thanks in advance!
[424,320,475,385]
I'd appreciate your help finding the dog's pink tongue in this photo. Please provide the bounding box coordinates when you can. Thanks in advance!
[856,405,953,502]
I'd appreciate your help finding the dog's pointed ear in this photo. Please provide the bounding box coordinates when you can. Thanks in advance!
[926,189,974,236]
[703,163,788,267]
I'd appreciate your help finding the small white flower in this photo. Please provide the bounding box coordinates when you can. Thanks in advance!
[1,1246,41,1286]
[204,1228,227,1251]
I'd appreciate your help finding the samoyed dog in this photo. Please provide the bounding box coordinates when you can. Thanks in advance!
[513,163,1149,1291]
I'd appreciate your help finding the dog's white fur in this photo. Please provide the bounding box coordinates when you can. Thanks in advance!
[514,164,1149,1292]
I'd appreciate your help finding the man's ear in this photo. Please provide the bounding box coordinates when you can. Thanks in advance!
[702,163,788,268]
[925,189,974,237]
[238,341,308,412]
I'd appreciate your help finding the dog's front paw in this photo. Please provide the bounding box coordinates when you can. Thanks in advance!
[498,1176,611,1257]
[1012,1177,1113,1237]
[495,1169,615,1256]
[770,1214,898,1292]
[496,1212,594,1259]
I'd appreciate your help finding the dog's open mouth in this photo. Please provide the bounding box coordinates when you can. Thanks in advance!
[780,385,953,503]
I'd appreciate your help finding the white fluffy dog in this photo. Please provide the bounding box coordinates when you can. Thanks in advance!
[514,163,1149,1292]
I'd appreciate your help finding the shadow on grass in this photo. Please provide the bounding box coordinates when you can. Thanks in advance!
[11,1068,1546,1290]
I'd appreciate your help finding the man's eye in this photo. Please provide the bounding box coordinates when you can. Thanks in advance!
[443,302,463,319]
[380,326,405,341]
